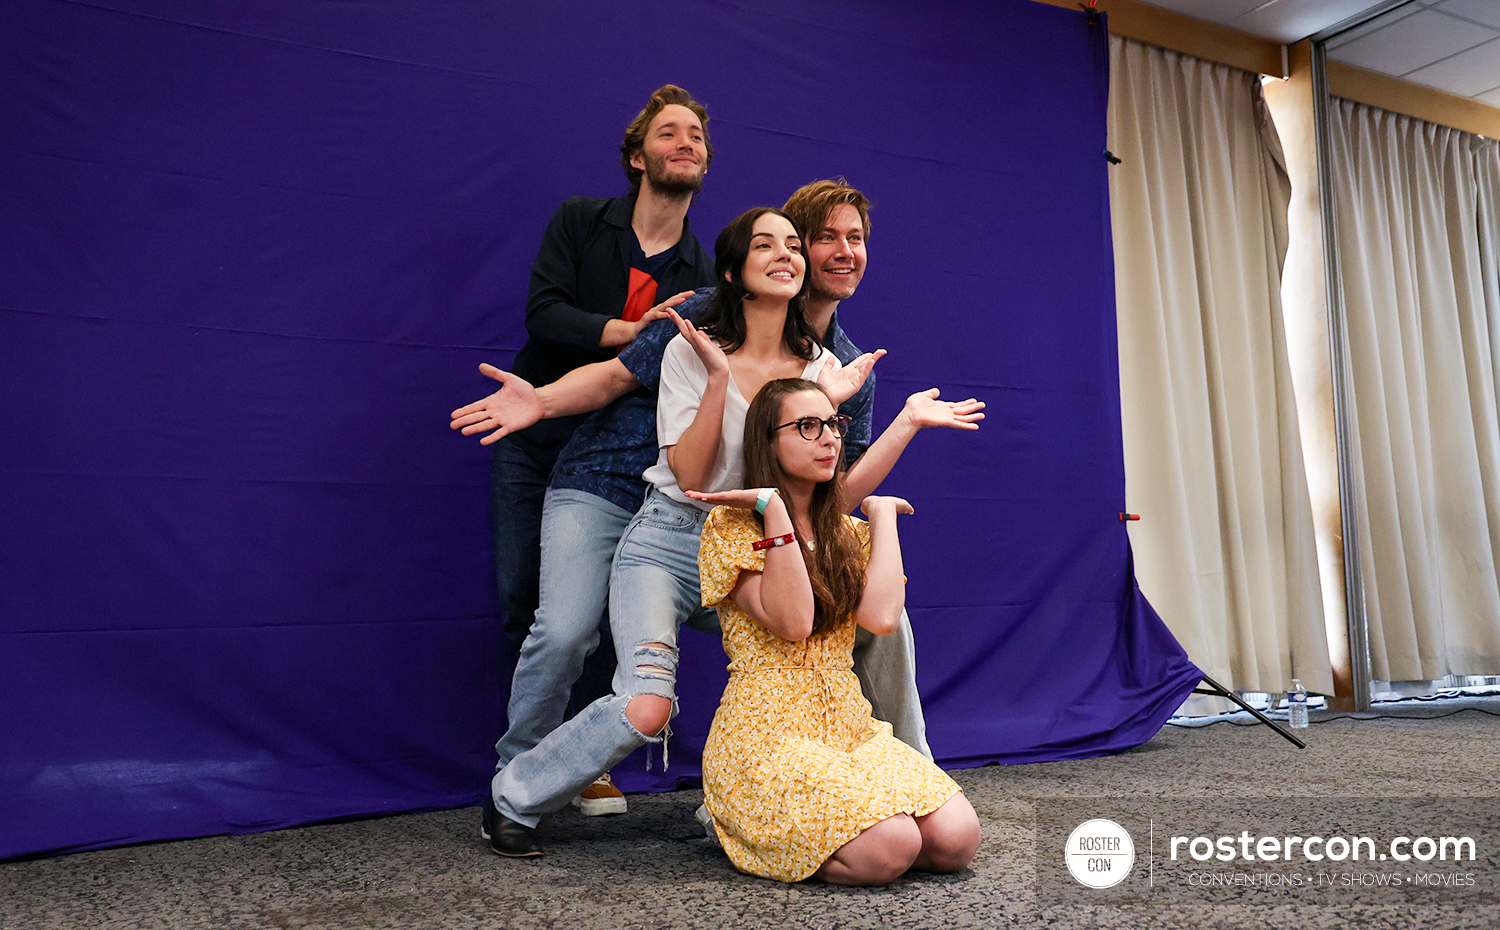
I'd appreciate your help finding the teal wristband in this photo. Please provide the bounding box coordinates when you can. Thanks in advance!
[754,488,776,515]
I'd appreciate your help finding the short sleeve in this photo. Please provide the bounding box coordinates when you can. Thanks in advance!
[838,373,874,467]
[698,506,767,608]
[617,318,675,389]
[826,321,873,466]
[848,516,872,566]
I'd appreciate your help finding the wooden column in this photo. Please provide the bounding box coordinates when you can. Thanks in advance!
[1263,41,1357,712]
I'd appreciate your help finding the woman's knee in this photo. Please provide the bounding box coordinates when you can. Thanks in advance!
[624,693,673,737]
[875,816,925,877]
[842,815,923,884]
[917,795,981,872]
[924,822,980,873]
[622,639,677,737]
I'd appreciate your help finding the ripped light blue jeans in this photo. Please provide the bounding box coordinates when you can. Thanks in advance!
[493,489,718,827]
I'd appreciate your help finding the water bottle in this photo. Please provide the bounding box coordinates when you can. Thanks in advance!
[1287,679,1309,729]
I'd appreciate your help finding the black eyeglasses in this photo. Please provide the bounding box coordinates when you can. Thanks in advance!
[773,415,851,441]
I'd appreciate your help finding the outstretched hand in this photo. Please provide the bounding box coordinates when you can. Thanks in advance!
[817,349,886,406]
[448,364,544,445]
[860,495,914,520]
[902,388,985,431]
[666,306,730,379]
[685,487,771,510]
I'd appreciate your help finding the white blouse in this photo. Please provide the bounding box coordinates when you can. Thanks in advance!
[642,334,836,510]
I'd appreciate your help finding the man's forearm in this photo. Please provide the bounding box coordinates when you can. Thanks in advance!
[599,317,639,348]
[536,358,640,420]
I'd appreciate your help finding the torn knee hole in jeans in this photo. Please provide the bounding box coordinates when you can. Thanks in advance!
[633,641,677,681]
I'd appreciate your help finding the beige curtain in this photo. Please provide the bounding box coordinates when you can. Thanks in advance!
[1108,37,1332,696]
[1329,100,1500,682]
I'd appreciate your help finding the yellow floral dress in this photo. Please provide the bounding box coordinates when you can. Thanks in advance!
[696,506,961,882]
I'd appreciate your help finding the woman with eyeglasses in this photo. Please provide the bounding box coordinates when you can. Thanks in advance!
[687,378,981,885]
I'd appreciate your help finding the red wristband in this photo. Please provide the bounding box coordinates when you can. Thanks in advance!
[752,532,797,551]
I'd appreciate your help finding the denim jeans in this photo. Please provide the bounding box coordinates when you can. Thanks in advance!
[493,489,634,769]
[491,436,558,648]
[491,490,932,825]
[493,490,717,827]
[855,613,932,759]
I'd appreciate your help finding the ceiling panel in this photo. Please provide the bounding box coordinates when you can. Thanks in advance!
[1403,38,1500,96]
[1230,0,1405,44]
[1328,9,1499,75]
[1433,0,1500,30]
[1326,5,1424,47]
[1133,0,1270,21]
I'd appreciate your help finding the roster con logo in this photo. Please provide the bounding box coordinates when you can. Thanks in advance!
[1065,819,1136,888]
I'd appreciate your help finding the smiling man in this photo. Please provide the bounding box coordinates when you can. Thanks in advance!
[489,84,717,823]
[786,180,867,332]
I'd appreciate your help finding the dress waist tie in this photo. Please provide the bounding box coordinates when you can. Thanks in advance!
[739,649,838,739]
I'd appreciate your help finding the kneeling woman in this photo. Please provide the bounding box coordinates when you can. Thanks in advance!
[689,379,981,885]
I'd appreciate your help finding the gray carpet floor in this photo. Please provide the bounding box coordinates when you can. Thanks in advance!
[5,696,1499,930]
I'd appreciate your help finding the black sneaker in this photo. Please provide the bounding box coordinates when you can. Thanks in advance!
[482,794,542,858]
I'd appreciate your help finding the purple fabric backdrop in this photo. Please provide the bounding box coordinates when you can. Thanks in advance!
[0,0,1201,858]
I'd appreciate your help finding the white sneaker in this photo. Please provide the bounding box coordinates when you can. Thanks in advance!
[695,803,720,848]
[571,774,627,816]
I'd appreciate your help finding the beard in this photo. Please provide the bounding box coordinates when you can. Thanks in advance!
[809,271,860,303]
[642,151,705,195]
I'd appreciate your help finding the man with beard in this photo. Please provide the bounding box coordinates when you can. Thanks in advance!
[490,85,717,819]
[455,180,973,856]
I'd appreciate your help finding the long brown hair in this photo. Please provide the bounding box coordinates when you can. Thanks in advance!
[743,379,865,636]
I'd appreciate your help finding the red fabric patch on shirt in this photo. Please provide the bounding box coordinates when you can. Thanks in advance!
[622,267,660,323]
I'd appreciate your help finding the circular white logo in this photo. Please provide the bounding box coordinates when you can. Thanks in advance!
[1065,819,1135,888]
